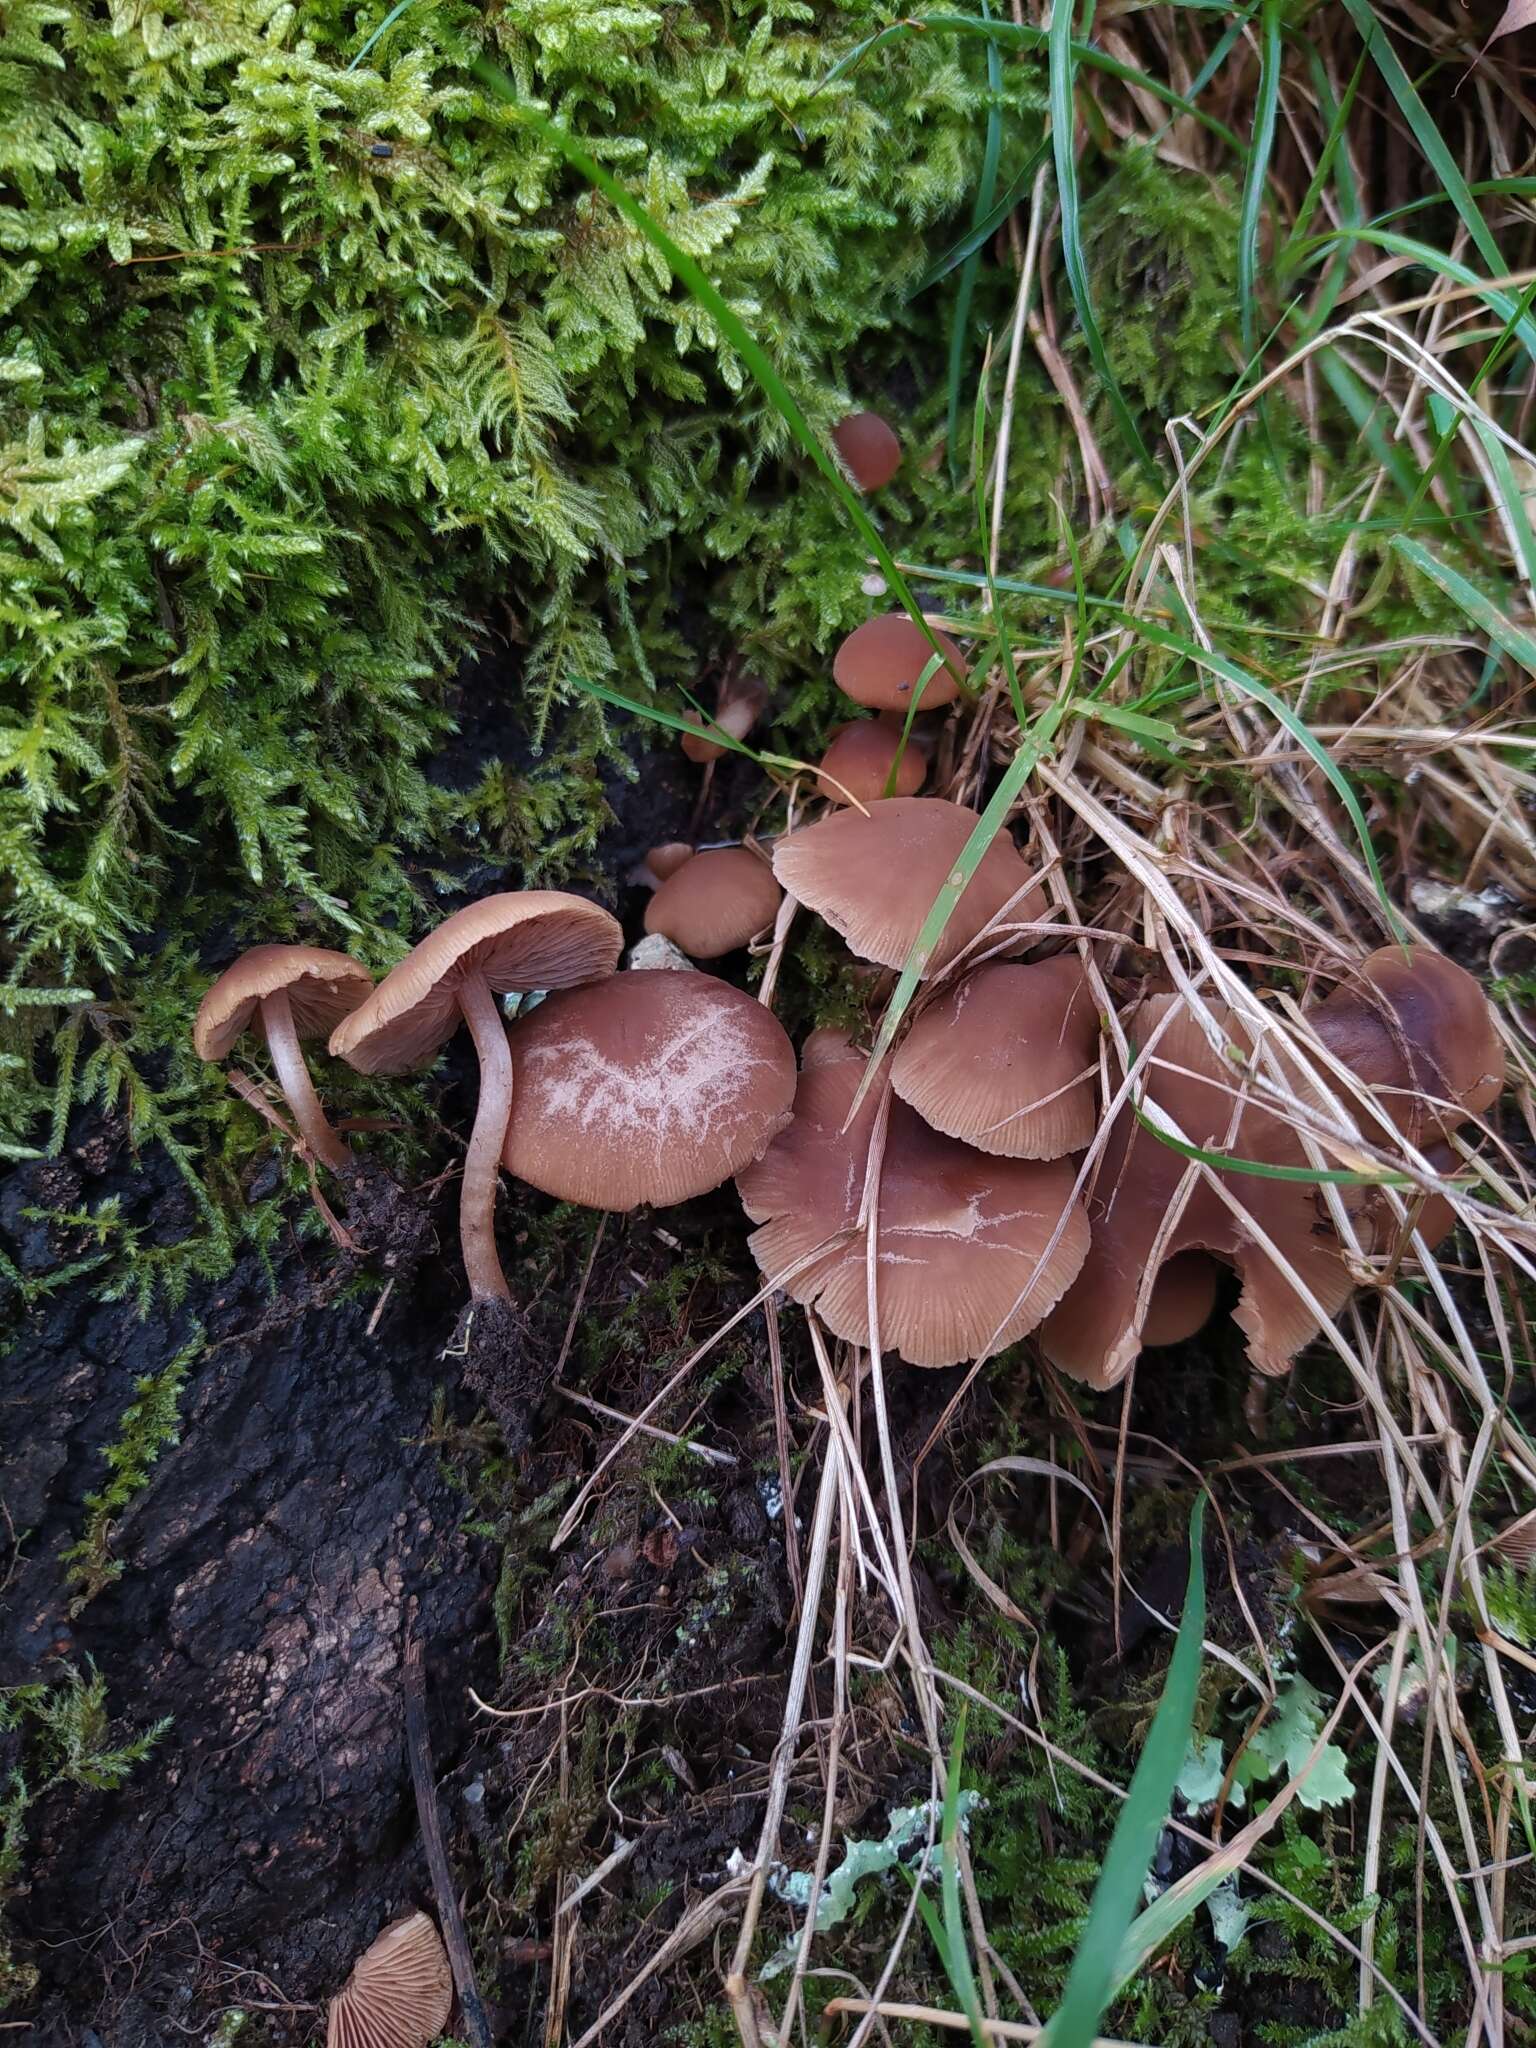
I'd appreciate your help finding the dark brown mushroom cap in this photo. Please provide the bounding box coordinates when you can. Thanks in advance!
[329,892,622,1075]
[737,1035,1090,1368]
[1039,995,1364,1385]
[832,411,902,492]
[1310,945,1504,1138]
[643,847,782,959]
[833,615,966,712]
[772,797,1045,979]
[503,969,796,1209]
[193,945,373,1063]
[816,719,926,805]
[890,955,1099,1158]
[1140,1251,1220,1347]
[326,1911,452,2048]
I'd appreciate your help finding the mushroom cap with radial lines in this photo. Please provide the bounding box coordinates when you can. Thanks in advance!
[736,1034,1090,1368]
[503,969,796,1209]
[329,892,622,1075]
[890,954,1099,1158]
[325,1911,452,2048]
[833,615,966,712]
[816,719,925,805]
[193,945,373,1063]
[832,410,902,491]
[772,797,1045,979]
[1039,992,1391,1386]
[643,847,781,959]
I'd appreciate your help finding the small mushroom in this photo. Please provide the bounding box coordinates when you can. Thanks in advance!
[503,969,796,1208]
[193,945,374,1171]
[832,410,902,492]
[1140,1251,1221,1347]
[643,846,782,959]
[737,1034,1090,1367]
[329,893,621,1314]
[816,718,926,805]
[326,1911,452,2048]
[772,797,1045,979]
[640,842,696,886]
[1309,944,1504,1140]
[833,615,967,713]
[680,670,767,763]
[889,955,1099,1158]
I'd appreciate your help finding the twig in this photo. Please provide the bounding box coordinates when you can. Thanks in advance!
[402,1626,493,2048]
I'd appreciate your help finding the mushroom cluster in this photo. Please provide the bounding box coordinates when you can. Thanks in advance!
[194,891,796,1433]
[196,396,1506,1414]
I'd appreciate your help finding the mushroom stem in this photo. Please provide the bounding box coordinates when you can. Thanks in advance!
[456,972,514,1304]
[260,988,349,1171]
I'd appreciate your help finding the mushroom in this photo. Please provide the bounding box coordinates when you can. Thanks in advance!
[193,944,374,1171]
[816,718,926,805]
[737,1034,1090,1367]
[680,670,767,763]
[1308,944,1504,1140]
[772,797,1045,979]
[643,846,782,959]
[889,954,1099,1158]
[638,842,696,887]
[1040,950,1504,1385]
[329,893,621,1314]
[832,410,902,492]
[1140,1251,1221,1348]
[503,970,796,1208]
[833,615,967,713]
[326,1911,452,2048]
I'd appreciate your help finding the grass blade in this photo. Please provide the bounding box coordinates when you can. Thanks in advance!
[1391,535,1536,675]
[945,0,1004,478]
[1039,1495,1208,2048]
[1047,0,1156,478]
[1238,0,1282,361]
[467,57,946,667]
[911,144,1049,299]
[1336,0,1506,278]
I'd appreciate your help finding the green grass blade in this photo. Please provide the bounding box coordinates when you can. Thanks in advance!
[816,13,1245,150]
[1391,535,1536,674]
[1238,0,1282,361]
[1047,0,1156,478]
[848,699,1069,1120]
[1039,1495,1208,2048]
[911,144,1049,298]
[945,1,1004,478]
[1291,225,1536,365]
[1130,1097,1421,1188]
[468,58,945,663]
[939,1707,989,2047]
[1336,0,1506,278]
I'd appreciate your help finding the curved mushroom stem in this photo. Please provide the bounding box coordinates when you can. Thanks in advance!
[260,988,349,1171]
[456,972,514,1304]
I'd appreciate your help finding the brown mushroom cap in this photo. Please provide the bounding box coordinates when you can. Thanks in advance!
[326,1911,452,2048]
[193,945,373,1063]
[816,719,926,805]
[503,969,796,1209]
[1310,944,1504,1138]
[1039,995,1367,1385]
[833,411,902,492]
[833,615,967,713]
[737,1035,1090,1368]
[890,955,1099,1158]
[1140,1251,1221,1347]
[647,842,696,883]
[329,893,622,1074]
[643,847,782,959]
[772,797,1045,979]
